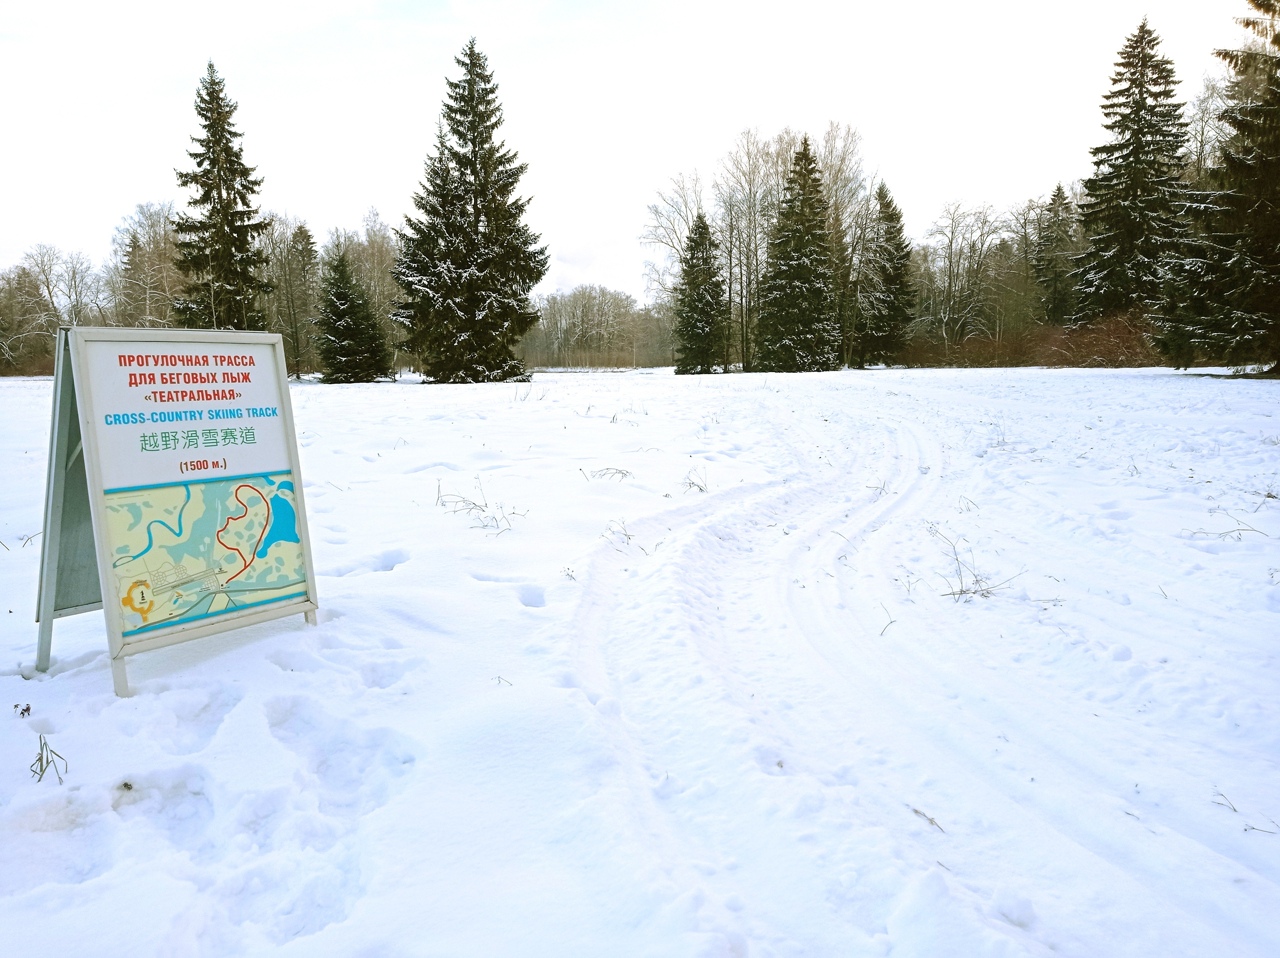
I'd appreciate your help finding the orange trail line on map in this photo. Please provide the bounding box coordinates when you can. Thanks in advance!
[216,483,272,584]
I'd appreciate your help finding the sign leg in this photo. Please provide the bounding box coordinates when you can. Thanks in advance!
[36,329,72,674]
[36,616,53,672]
[110,657,130,697]
[305,610,317,626]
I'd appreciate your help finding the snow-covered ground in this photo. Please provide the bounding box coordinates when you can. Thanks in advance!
[2,367,1279,957]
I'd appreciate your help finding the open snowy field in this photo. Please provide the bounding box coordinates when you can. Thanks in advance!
[2,366,1279,957]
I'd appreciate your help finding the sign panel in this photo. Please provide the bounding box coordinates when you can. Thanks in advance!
[37,327,318,695]
[38,334,102,622]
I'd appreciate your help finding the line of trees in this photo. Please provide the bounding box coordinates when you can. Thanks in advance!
[5,5,1278,377]
[0,65,403,380]
[518,285,674,368]
[648,2,1280,374]
[0,202,408,379]
[2,42,549,384]
[644,121,1097,372]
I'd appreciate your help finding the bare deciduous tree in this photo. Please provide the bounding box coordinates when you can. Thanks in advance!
[915,203,1006,348]
[714,130,772,370]
[0,265,56,370]
[23,244,104,328]
[0,243,106,371]
[1184,72,1231,187]
[641,172,705,299]
[521,285,672,368]
[816,121,869,242]
[104,202,181,327]
[992,199,1042,342]
[262,214,320,376]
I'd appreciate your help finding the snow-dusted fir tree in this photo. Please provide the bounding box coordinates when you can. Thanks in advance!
[828,203,856,367]
[1190,1,1280,370]
[1076,20,1188,319]
[173,62,270,330]
[756,137,840,372]
[1034,184,1083,325]
[282,224,319,377]
[672,212,728,374]
[396,40,548,383]
[318,252,392,384]
[851,182,914,367]
[397,127,469,372]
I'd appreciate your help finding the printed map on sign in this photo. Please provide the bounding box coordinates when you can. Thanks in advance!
[104,472,307,637]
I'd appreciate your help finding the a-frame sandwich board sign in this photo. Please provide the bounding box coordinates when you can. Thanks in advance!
[36,327,318,696]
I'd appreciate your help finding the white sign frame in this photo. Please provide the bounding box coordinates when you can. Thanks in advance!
[36,327,318,695]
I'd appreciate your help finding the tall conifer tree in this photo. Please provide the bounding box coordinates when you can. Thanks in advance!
[1077,20,1188,319]
[672,212,727,374]
[1154,2,1280,370]
[829,203,856,367]
[396,40,548,382]
[280,225,319,377]
[1034,184,1084,324]
[318,252,393,383]
[1206,1,1280,368]
[756,137,839,372]
[853,183,914,366]
[173,62,270,330]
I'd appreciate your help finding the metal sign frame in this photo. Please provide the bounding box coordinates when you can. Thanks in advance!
[36,327,318,695]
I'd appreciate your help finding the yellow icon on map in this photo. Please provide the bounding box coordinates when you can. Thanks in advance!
[122,580,156,621]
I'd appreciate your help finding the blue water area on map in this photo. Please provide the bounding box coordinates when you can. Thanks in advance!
[257,491,300,558]
[121,502,144,532]
[113,485,192,567]
[107,474,302,574]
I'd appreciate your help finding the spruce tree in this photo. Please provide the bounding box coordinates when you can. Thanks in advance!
[672,212,728,374]
[281,224,319,377]
[398,127,469,372]
[1034,184,1084,324]
[173,62,270,330]
[756,137,839,372]
[1203,1,1280,369]
[829,203,856,368]
[115,233,148,326]
[1077,20,1188,319]
[853,183,914,366]
[318,252,392,383]
[1152,3,1280,370]
[396,40,548,383]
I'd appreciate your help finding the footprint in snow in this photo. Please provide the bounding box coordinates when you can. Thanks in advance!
[111,764,215,849]
[263,695,416,819]
[517,584,546,608]
[320,548,410,577]
[112,682,244,756]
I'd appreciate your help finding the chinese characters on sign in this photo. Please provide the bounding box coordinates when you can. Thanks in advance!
[139,427,258,452]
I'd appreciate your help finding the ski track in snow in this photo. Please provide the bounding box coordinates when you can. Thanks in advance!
[1,368,1278,957]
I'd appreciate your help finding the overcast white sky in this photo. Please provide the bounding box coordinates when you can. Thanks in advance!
[0,1,1246,303]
